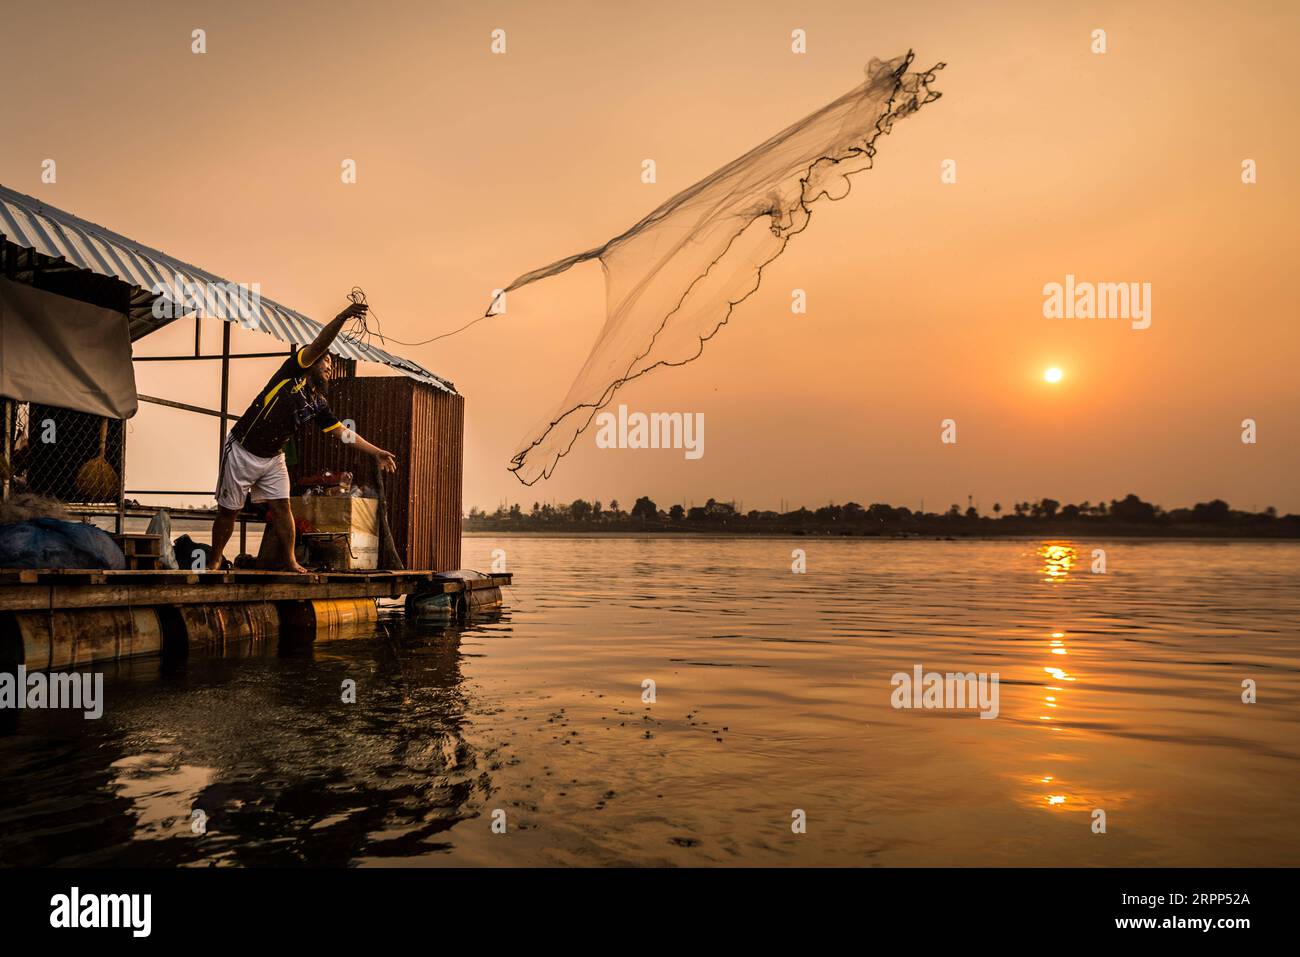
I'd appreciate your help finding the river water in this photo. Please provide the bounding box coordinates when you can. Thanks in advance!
[1,535,1297,866]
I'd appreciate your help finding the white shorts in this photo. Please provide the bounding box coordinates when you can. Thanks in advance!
[217,438,289,511]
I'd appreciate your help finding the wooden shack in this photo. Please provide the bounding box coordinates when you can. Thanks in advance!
[292,377,464,571]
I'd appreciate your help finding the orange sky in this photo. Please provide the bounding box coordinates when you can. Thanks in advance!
[2,0,1296,513]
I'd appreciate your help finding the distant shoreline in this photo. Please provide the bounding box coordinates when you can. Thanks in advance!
[464,525,1300,540]
[466,494,1298,539]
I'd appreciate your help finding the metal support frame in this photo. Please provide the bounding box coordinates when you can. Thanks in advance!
[115,426,126,536]
[0,246,9,500]
[135,394,238,419]
[219,321,231,453]
[2,398,11,501]
[124,317,298,557]
[133,351,295,361]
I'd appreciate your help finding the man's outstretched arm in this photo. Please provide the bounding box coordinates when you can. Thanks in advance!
[331,424,397,473]
[301,302,368,367]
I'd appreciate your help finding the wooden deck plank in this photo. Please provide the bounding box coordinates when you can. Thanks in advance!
[3,568,459,582]
[0,569,510,613]
[1,580,425,611]
[8,567,473,577]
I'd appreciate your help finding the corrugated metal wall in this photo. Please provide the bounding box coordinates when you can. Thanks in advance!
[293,378,463,571]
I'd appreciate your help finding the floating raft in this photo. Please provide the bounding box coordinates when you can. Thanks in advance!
[0,569,511,671]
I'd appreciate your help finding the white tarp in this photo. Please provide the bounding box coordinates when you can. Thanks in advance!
[0,277,137,419]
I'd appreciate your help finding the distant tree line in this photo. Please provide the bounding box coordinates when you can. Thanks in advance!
[465,494,1297,536]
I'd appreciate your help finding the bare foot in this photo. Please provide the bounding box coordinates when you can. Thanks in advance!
[288,563,311,575]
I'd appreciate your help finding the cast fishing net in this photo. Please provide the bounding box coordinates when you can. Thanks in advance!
[494,51,943,483]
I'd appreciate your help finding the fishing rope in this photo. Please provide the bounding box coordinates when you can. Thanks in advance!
[341,286,492,348]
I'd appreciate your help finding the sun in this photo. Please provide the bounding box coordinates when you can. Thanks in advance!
[1043,367,1064,384]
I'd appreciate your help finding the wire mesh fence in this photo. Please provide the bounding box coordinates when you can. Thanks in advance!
[1,398,125,506]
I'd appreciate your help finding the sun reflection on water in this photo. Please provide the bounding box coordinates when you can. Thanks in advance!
[1038,542,1077,582]
[1032,625,1081,807]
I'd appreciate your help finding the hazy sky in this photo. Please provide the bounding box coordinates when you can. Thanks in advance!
[2,0,1296,512]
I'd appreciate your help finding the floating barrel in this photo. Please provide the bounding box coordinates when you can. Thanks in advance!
[278,598,378,642]
[10,607,163,670]
[405,590,457,619]
[464,585,502,614]
[164,602,280,657]
[406,584,502,619]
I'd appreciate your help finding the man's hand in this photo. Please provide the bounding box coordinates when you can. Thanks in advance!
[303,301,369,367]
[332,429,395,474]
[333,302,368,324]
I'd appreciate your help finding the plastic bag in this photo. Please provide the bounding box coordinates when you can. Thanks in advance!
[146,509,178,569]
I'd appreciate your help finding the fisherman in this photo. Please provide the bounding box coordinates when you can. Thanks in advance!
[210,300,397,573]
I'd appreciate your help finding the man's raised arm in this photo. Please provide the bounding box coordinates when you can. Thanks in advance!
[301,302,368,367]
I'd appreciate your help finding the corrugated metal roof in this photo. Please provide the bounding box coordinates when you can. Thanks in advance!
[0,183,454,393]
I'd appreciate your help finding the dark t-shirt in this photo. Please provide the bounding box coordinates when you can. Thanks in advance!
[230,349,342,457]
